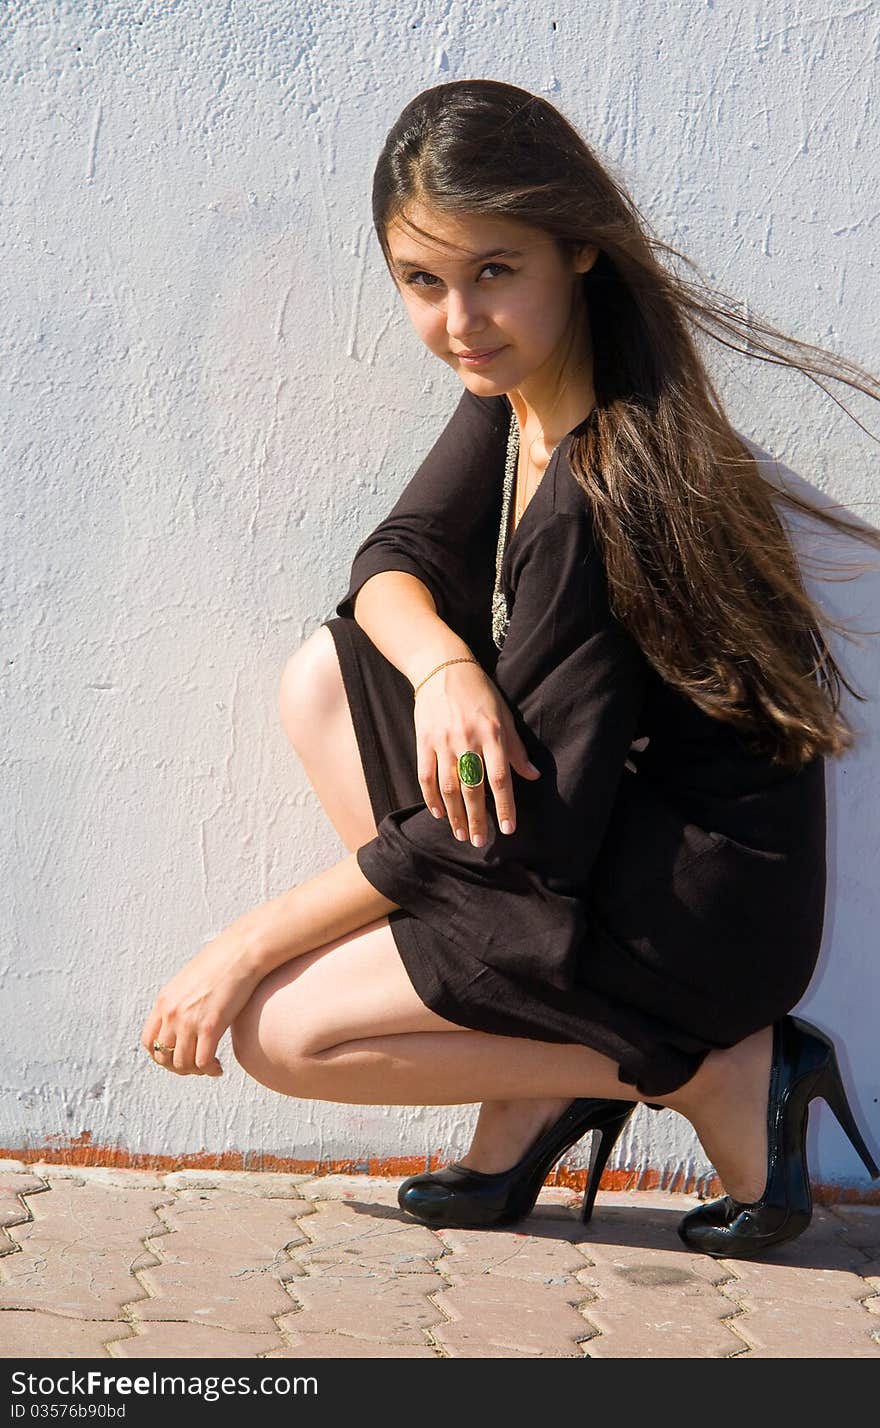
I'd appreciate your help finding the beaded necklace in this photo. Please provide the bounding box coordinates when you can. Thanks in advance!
[491,411,520,650]
[491,390,592,648]
[491,411,556,649]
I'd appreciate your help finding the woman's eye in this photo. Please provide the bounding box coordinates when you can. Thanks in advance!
[406,263,511,288]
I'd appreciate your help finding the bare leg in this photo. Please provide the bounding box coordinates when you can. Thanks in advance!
[671,1025,773,1202]
[278,627,377,855]
[232,913,772,1199]
[273,629,771,1200]
[310,1029,772,1199]
[278,628,573,1165]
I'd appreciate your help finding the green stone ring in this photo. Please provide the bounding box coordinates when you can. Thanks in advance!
[457,751,485,788]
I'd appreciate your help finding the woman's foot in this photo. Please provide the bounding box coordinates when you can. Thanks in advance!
[455,1097,575,1174]
[398,1098,638,1230]
[678,1017,880,1260]
[665,1025,774,1203]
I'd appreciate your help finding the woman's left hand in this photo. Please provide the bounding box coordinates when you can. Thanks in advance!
[140,922,266,1076]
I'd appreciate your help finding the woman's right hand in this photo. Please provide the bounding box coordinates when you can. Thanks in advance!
[413,658,541,848]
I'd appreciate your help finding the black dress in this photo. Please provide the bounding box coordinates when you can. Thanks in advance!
[322,387,827,1100]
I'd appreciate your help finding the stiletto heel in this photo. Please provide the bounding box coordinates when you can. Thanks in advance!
[678,1014,880,1260]
[581,1106,633,1223]
[816,1049,880,1179]
[398,1097,637,1230]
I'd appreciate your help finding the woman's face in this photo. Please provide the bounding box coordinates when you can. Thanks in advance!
[384,200,597,403]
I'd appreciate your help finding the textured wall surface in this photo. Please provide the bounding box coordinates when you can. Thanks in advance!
[2,0,878,1189]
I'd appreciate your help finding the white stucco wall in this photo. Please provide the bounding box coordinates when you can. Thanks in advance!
[3,0,878,1190]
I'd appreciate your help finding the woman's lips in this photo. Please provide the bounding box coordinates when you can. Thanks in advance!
[456,346,506,366]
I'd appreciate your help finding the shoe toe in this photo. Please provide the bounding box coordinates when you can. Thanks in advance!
[400,1180,453,1207]
[677,1202,732,1256]
[678,1197,794,1259]
[397,1168,507,1227]
[397,1173,453,1220]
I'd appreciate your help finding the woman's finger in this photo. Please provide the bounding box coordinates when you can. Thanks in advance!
[485,751,516,835]
[195,1028,223,1076]
[452,748,491,847]
[417,746,446,821]
[438,753,471,843]
[149,1026,221,1077]
[166,1028,195,1075]
[141,1011,163,1056]
[147,1025,175,1057]
[147,1034,176,1071]
[459,777,488,846]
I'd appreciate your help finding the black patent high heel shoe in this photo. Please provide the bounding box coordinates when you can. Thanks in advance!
[678,1014,880,1260]
[397,1098,637,1230]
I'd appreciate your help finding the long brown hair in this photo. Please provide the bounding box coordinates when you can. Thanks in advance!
[371,79,880,770]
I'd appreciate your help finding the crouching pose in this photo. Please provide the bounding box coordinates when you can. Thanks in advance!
[142,80,880,1258]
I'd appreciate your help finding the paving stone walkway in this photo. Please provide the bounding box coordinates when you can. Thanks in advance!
[1,1160,878,1359]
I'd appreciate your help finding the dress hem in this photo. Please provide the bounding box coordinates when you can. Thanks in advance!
[384,907,684,1108]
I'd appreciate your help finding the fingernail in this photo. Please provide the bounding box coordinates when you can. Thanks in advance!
[430,807,443,818]
[501,819,513,835]
[455,827,467,841]
[528,762,540,773]
[472,833,484,848]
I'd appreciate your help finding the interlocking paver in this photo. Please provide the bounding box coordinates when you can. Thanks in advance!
[266,1337,438,1357]
[295,1173,411,1206]
[131,1189,313,1333]
[112,1321,284,1358]
[3,1165,879,1359]
[571,1190,742,1357]
[432,1278,595,1357]
[415,1194,596,1357]
[0,1310,134,1358]
[715,1205,880,1357]
[0,1170,48,1233]
[276,1195,448,1349]
[0,1180,176,1320]
[279,1276,446,1348]
[422,1199,594,1353]
[437,1213,598,1286]
[161,1170,315,1197]
[0,1170,47,1262]
[827,1204,880,1270]
[827,1204,880,1333]
[34,1165,169,1190]
[285,1196,448,1274]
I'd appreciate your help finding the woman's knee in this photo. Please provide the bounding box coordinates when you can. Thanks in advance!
[229,959,326,1090]
[278,625,343,736]
[228,948,355,1079]
[230,1013,325,1097]
[229,924,444,1085]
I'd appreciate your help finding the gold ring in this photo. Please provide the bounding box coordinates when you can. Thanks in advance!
[152,1042,174,1054]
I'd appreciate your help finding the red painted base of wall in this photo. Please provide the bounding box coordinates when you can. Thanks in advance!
[4,1133,879,1204]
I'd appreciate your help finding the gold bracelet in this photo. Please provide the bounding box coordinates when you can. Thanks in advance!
[412,656,479,700]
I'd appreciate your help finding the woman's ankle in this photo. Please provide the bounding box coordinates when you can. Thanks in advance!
[660,1026,773,1118]
[663,1027,775,1202]
[459,1096,572,1172]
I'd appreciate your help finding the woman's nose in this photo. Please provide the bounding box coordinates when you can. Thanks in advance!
[445,288,485,340]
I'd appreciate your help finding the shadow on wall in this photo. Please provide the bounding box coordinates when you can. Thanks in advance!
[742,434,880,1188]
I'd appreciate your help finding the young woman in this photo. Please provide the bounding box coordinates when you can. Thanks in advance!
[141,80,879,1259]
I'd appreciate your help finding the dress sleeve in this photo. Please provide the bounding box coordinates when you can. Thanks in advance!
[335,386,509,630]
[354,506,650,992]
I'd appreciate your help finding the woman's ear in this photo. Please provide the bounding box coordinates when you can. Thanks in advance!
[573,243,600,275]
